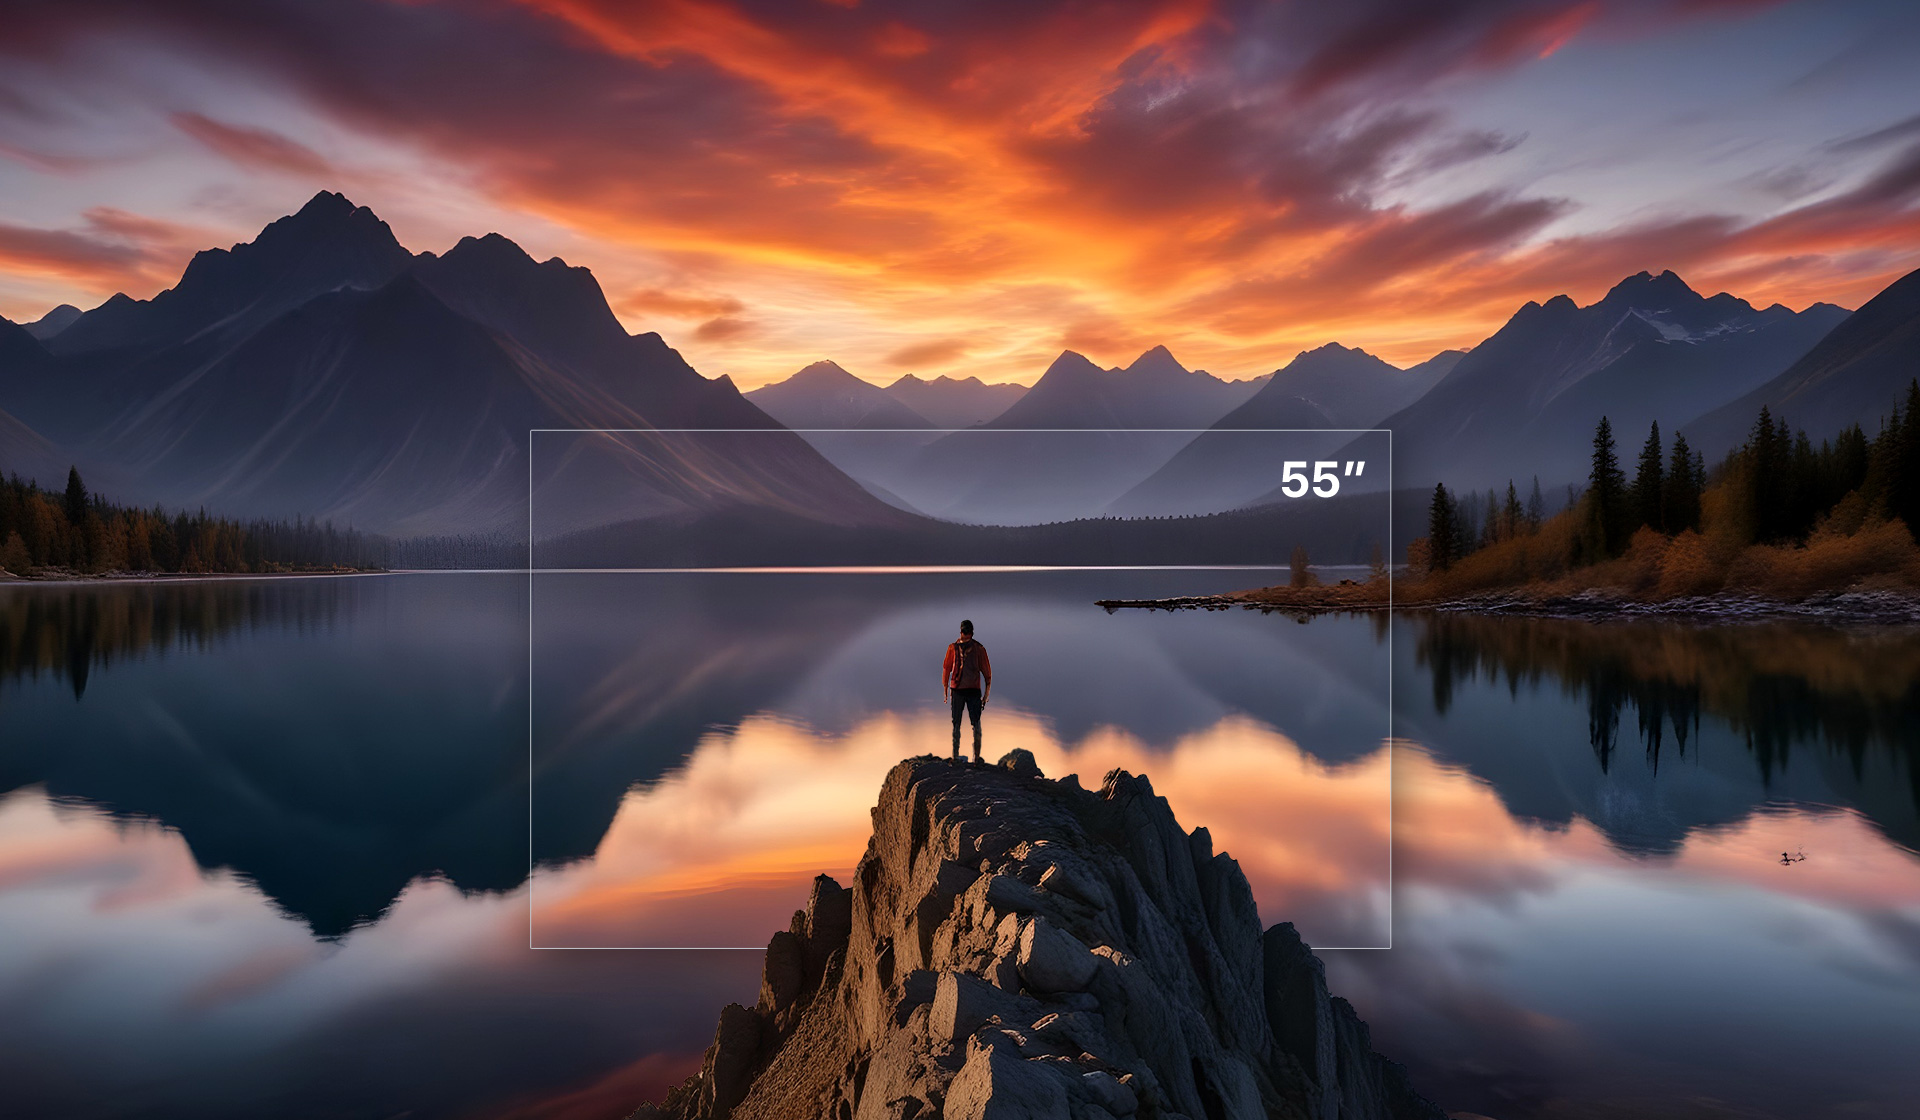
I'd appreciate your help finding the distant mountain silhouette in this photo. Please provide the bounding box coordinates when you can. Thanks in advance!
[1365,270,1849,492]
[46,191,415,361]
[870,347,1265,523]
[0,318,68,485]
[983,344,1260,430]
[0,314,52,375]
[1111,345,1458,516]
[1232,343,1458,431]
[746,360,935,429]
[0,405,63,487]
[0,192,900,538]
[882,373,1026,429]
[21,303,81,341]
[1683,264,1920,458]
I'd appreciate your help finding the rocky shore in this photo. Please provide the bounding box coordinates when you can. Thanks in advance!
[1098,586,1920,625]
[635,753,1441,1120]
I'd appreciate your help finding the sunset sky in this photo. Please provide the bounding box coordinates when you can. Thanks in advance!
[3,0,1919,386]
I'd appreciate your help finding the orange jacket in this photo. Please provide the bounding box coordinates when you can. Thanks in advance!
[943,639,991,691]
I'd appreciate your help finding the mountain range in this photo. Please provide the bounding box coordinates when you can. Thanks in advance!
[0,192,896,538]
[4,190,1916,561]
[745,360,936,430]
[1110,344,1461,516]
[1684,264,1920,455]
[744,362,1031,432]
[832,346,1271,524]
[1364,270,1853,493]
[881,373,1027,429]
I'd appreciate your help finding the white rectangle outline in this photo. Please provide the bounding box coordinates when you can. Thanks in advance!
[525,427,1394,951]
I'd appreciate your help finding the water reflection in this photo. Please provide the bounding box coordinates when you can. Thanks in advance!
[0,577,345,699]
[1403,614,1920,856]
[0,787,759,1120]
[529,569,1393,947]
[532,711,1390,949]
[3,576,1917,1119]
[1,575,530,938]
[1326,745,1920,1120]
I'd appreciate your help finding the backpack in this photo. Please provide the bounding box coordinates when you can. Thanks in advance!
[949,640,982,690]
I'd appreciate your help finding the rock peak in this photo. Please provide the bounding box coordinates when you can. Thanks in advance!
[1601,268,1699,308]
[639,754,1441,1120]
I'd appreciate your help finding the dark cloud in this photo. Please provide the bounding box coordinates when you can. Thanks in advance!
[1823,112,1920,154]
[170,111,334,177]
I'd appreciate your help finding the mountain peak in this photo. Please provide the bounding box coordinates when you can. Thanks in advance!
[261,190,401,250]
[1124,344,1190,378]
[1042,349,1103,377]
[1601,268,1699,308]
[23,303,82,340]
[293,189,356,219]
[439,232,539,271]
[791,359,860,384]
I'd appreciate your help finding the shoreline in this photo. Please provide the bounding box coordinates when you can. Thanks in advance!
[1097,586,1920,624]
[0,568,390,587]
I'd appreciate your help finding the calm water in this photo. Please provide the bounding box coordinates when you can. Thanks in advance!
[0,573,1915,1119]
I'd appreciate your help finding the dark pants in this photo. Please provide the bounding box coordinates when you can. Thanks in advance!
[950,688,983,758]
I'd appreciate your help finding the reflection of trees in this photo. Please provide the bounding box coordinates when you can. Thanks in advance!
[0,580,342,699]
[1415,614,1920,806]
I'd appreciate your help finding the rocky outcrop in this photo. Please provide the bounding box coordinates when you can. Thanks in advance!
[636,751,1442,1120]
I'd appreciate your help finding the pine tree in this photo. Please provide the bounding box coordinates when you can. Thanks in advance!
[1527,476,1545,529]
[1587,416,1629,557]
[1427,483,1457,572]
[63,467,88,526]
[1630,422,1664,533]
[1664,432,1701,533]
[1894,380,1920,532]
[1502,481,1525,541]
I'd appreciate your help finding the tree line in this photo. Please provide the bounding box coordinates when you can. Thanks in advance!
[1415,380,1920,595]
[0,468,384,575]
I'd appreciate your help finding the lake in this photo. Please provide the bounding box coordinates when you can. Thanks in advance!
[0,572,1915,1119]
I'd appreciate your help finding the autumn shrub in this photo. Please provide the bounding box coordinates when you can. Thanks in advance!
[0,530,29,575]
[1735,519,1920,597]
[1655,530,1722,597]
[1621,526,1669,594]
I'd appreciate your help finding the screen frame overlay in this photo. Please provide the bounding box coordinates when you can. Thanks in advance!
[526,427,1396,951]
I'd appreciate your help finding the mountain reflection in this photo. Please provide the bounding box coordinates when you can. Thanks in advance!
[1407,614,1920,854]
[4,571,1392,941]
[1,575,528,939]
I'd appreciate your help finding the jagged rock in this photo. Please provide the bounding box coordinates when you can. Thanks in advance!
[997,748,1042,779]
[637,755,1444,1120]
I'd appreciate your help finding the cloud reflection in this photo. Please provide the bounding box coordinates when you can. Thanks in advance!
[531,709,1392,949]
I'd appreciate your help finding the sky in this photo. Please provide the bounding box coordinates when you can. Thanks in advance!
[2,0,1919,388]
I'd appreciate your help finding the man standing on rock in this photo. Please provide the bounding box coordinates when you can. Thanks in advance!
[942,619,992,763]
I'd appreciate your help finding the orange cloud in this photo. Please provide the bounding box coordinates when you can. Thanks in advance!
[617,287,746,319]
[0,0,1903,380]
[882,337,970,368]
[0,208,199,297]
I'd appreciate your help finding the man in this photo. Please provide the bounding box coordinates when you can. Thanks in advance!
[942,619,992,762]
